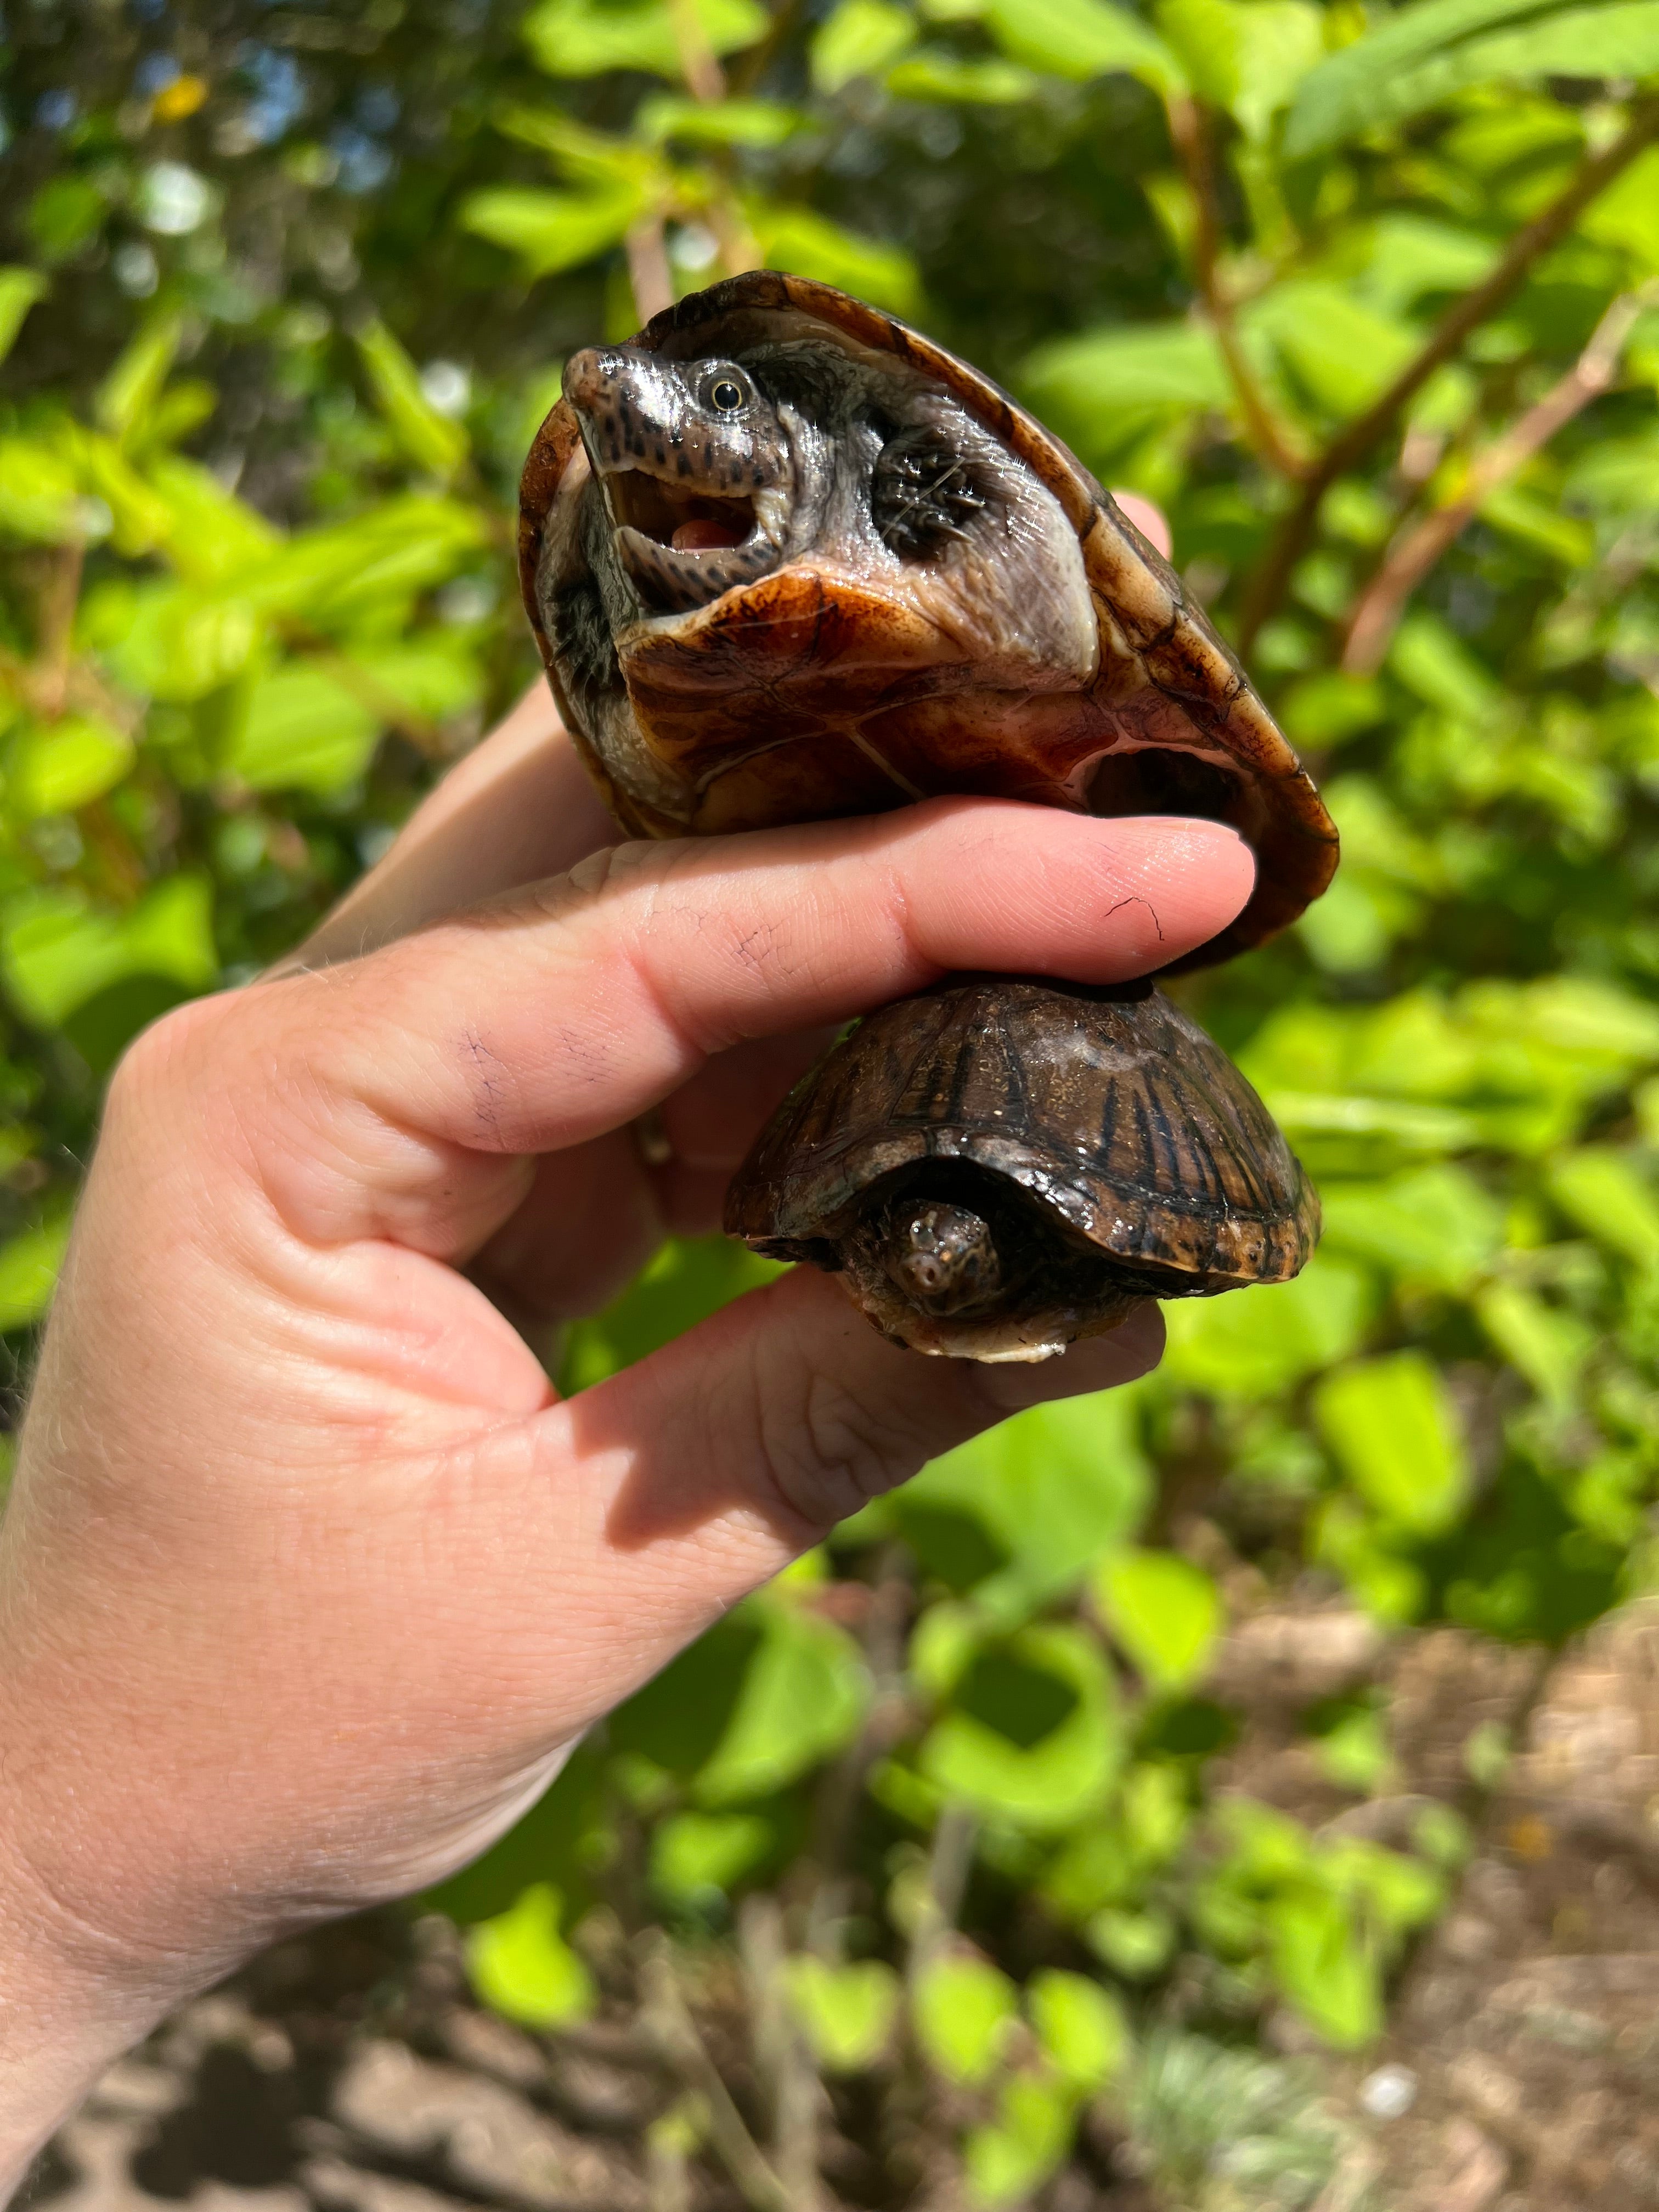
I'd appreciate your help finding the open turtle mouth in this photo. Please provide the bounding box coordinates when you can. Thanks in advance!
[598,462,782,614]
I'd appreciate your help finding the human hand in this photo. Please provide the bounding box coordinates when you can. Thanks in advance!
[0,503,1246,2188]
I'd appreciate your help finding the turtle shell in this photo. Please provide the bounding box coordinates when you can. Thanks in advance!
[726,975,1317,1360]
[520,269,1338,972]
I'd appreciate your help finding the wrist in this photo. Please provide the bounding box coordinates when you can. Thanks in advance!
[0,1832,165,2207]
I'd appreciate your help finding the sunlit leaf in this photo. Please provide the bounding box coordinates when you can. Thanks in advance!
[812,0,918,91]
[964,2070,1077,2207]
[94,313,184,444]
[522,0,768,77]
[1313,1351,1470,1536]
[1094,1549,1223,1692]
[0,269,48,367]
[226,663,381,795]
[1022,320,1229,420]
[913,1952,1019,2084]
[0,1214,72,1332]
[1027,1970,1128,2087]
[636,94,803,144]
[461,183,649,278]
[355,318,470,479]
[919,1623,1122,1831]
[7,714,134,817]
[887,50,1040,99]
[785,1956,901,2070]
[1549,1146,1659,1267]
[985,0,1184,88]
[465,1883,596,2029]
[648,1809,772,1901]
[1286,0,1655,155]
[1,878,217,1029]
[751,205,922,314]
[1160,1256,1373,1400]
[693,1602,869,1804]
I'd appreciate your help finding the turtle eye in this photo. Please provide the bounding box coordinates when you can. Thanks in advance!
[698,365,752,416]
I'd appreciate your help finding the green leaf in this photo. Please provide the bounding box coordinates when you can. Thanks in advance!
[522,0,768,77]
[354,319,471,480]
[1022,320,1229,420]
[893,1386,1150,1624]
[0,268,48,368]
[1475,1280,1594,1406]
[7,714,134,817]
[812,0,918,91]
[1548,1146,1659,1267]
[461,184,648,278]
[143,456,281,584]
[95,313,184,444]
[101,585,262,703]
[0,435,97,545]
[912,1952,1019,2085]
[693,1604,869,1804]
[1313,1351,1471,1537]
[1,878,217,1029]
[1318,1164,1505,1293]
[29,176,106,264]
[1094,1549,1223,1692]
[225,663,381,795]
[886,49,1040,98]
[784,1956,902,2071]
[1027,1970,1128,2089]
[964,2071,1077,2208]
[1266,1887,1383,2047]
[342,639,484,725]
[636,94,803,144]
[465,1883,596,2030]
[1581,146,1659,273]
[648,1809,772,1901]
[0,1214,72,1332]
[1285,0,1654,156]
[1158,0,1324,138]
[985,0,1184,88]
[1160,1255,1372,1400]
[751,205,922,314]
[1244,281,1419,419]
[919,1622,1123,1831]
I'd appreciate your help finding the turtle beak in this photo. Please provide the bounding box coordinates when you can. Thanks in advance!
[561,346,789,614]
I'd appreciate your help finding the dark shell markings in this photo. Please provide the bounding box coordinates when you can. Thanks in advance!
[520,272,1337,1359]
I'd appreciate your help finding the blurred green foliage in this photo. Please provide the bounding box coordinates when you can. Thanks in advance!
[7,0,1659,2191]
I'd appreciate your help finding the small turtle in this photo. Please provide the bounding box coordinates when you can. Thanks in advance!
[520,272,1336,1359]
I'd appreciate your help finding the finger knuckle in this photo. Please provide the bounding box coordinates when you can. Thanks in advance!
[754,1367,939,1531]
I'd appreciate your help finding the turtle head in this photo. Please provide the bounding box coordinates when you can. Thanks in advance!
[882,1198,1003,1318]
[562,345,794,612]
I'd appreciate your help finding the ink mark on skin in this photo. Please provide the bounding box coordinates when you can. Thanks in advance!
[1104,895,1166,942]
[465,1028,507,1147]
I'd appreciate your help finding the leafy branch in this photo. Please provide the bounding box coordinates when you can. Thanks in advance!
[1237,93,1659,652]
[1165,94,1304,481]
[1342,282,1659,674]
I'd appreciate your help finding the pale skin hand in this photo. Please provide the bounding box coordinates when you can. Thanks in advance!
[0,508,1251,2196]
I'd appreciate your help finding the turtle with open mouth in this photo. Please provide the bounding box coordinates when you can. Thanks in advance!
[520,271,1338,1361]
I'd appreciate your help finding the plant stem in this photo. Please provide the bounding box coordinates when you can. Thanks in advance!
[1341,284,1654,674]
[627,217,676,323]
[1165,94,1304,481]
[738,1893,824,2211]
[665,0,762,277]
[639,1936,792,2212]
[1238,93,1659,653]
[905,1803,978,1991]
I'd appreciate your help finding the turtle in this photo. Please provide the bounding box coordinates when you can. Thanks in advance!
[519,269,1338,1359]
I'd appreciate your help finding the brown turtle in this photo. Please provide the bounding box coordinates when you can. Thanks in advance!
[520,271,1336,1359]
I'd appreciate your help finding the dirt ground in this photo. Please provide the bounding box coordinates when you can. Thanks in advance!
[24,1600,1659,2212]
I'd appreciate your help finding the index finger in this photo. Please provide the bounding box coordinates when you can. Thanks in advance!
[227,802,1255,1254]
